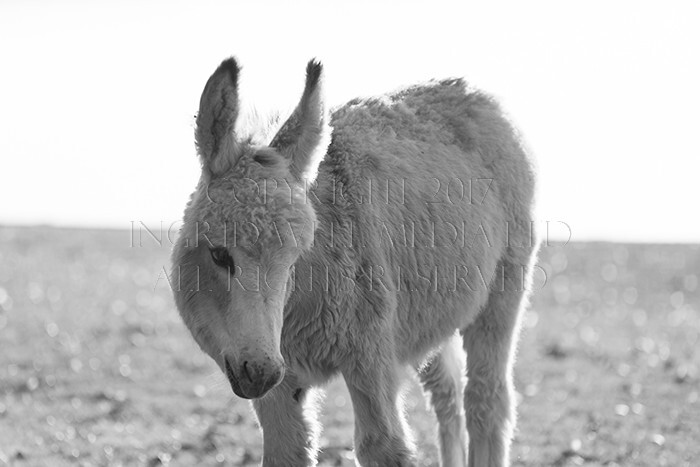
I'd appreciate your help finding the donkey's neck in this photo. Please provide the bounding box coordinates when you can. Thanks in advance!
[286,160,360,313]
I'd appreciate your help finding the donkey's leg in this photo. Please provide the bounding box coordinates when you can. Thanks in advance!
[462,257,531,467]
[418,333,468,467]
[252,372,320,467]
[344,363,416,467]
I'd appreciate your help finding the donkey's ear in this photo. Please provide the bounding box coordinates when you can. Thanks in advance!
[270,59,329,183]
[195,57,241,175]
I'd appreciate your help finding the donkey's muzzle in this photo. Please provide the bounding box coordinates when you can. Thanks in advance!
[224,355,285,399]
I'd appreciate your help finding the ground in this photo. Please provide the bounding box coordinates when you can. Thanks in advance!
[0,226,698,466]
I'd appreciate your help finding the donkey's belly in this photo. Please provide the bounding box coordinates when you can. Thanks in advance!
[391,242,503,362]
[386,185,508,362]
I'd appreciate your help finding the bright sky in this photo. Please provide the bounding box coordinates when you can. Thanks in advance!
[1,0,698,242]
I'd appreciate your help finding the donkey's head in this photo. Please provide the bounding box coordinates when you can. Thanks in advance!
[172,58,328,399]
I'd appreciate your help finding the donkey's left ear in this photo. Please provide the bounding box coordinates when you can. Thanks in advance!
[270,59,330,183]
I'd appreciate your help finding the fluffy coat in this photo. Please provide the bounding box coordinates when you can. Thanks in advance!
[172,57,539,467]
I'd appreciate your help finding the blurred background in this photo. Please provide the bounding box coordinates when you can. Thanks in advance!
[1,0,699,241]
[1,1,698,466]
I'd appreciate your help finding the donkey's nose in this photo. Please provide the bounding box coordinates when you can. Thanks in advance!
[224,355,284,399]
[242,360,254,383]
[224,357,246,397]
[239,358,285,396]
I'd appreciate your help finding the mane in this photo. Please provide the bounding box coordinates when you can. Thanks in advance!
[235,105,284,146]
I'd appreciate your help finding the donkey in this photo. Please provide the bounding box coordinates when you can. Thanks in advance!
[172,57,539,467]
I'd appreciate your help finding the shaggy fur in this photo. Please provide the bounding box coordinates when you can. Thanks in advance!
[172,57,539,467]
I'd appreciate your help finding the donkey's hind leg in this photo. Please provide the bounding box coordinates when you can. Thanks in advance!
[462,256,533,467]
[419,333,468,467]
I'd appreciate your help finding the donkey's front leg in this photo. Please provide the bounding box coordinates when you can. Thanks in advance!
[344,364,416,467]
[252,372,320,467]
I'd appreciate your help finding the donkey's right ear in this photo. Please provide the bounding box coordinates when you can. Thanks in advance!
[195,57,241,175]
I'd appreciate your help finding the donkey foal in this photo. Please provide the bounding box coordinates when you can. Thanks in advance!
[172,57,539,467]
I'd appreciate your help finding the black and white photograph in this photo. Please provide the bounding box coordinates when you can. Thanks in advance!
[0,1,698,466]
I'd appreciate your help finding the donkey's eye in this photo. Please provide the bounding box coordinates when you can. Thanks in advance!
[209,247,234,270]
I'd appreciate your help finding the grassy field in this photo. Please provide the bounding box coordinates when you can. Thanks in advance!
[0,226,698,466]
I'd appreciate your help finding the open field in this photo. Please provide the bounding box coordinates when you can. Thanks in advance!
[0,226,698,466]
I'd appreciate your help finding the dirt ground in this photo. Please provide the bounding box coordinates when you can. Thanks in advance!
[0,226,697,466]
